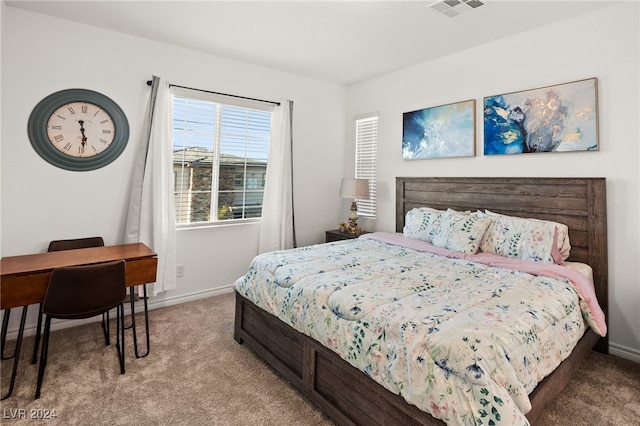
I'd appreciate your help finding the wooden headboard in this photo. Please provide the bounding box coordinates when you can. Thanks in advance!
[396,177,608,351]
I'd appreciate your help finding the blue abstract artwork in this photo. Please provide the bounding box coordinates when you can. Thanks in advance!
[484,78,598,155]
[402,100,475,160]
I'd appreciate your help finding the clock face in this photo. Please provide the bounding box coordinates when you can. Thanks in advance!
[46,101,116,158]
[28,89,129,171]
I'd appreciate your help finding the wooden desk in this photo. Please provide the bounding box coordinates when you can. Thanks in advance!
[1,243,158,310]
[0,243,157,399]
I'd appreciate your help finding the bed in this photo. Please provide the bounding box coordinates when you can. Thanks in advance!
[234,177,608,425]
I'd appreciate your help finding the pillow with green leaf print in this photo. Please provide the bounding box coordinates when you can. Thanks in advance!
[431,210,492,254]
[479,210,568,264]
[403,207,443,243]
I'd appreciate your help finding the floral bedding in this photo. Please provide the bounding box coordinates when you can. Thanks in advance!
[235,232,606,426]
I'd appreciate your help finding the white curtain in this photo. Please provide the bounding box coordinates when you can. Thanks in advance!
[124,75,177,296]
[258,100,296,254]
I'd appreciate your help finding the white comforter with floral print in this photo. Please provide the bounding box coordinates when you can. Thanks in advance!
[235,233,606,426]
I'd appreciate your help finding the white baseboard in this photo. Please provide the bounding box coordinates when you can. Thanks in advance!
[2,285,235,341]
[609,341,640,363]
[145,285,235,311]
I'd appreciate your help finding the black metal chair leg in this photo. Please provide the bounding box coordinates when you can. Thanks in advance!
[2,307,28,400]
[129,285,150,358]
[31,305,43,364]
[34,317,52,400]
[116,304,125,374]
[101,311,111,346]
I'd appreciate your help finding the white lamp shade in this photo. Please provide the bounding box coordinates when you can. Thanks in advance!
[340,178,369,199]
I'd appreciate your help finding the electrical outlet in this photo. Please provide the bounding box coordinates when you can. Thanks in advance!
[176,264,185,277]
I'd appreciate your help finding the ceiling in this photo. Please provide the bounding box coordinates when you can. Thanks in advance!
[6,0,616,85]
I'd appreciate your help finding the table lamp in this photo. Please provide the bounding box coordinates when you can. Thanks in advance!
[339,178,369,232]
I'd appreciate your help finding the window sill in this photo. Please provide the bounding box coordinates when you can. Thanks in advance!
[176,218,261,231]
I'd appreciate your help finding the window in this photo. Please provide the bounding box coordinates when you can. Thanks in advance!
[355,113,378,218]
[172,88,273,226]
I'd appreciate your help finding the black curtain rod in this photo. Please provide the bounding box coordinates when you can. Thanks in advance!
[146,80,280,106]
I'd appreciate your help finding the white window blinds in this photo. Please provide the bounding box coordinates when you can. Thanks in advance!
[172,88,273,226]
[355,114,378,218]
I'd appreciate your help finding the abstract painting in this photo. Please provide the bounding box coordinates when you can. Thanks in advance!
[484,78,598,155]
[402,99,475,160]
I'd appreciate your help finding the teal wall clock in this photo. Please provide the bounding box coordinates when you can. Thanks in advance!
[28,89,129,171]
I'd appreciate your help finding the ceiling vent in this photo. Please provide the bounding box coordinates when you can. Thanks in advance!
[429,0,484,17]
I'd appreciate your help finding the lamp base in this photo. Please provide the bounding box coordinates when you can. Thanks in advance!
[348,200,359,227]
[343,224,365,235]
[343,200,364,235]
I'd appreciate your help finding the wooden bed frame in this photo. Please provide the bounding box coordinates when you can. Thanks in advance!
[234,177,608,425]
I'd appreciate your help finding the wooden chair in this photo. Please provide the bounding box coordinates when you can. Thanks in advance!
[35,260,126,399]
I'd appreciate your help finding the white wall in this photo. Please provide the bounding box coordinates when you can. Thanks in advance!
[347,2,640,361]
[1,7,346,331]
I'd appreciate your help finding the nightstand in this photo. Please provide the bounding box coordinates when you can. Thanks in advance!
[325,229,367,243]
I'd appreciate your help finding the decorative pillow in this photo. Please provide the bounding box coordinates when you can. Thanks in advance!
[431,210,493,254]
[479,210,569,264]
[403,208,443,243]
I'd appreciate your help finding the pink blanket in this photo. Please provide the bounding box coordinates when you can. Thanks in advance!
[361,232,607,336]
